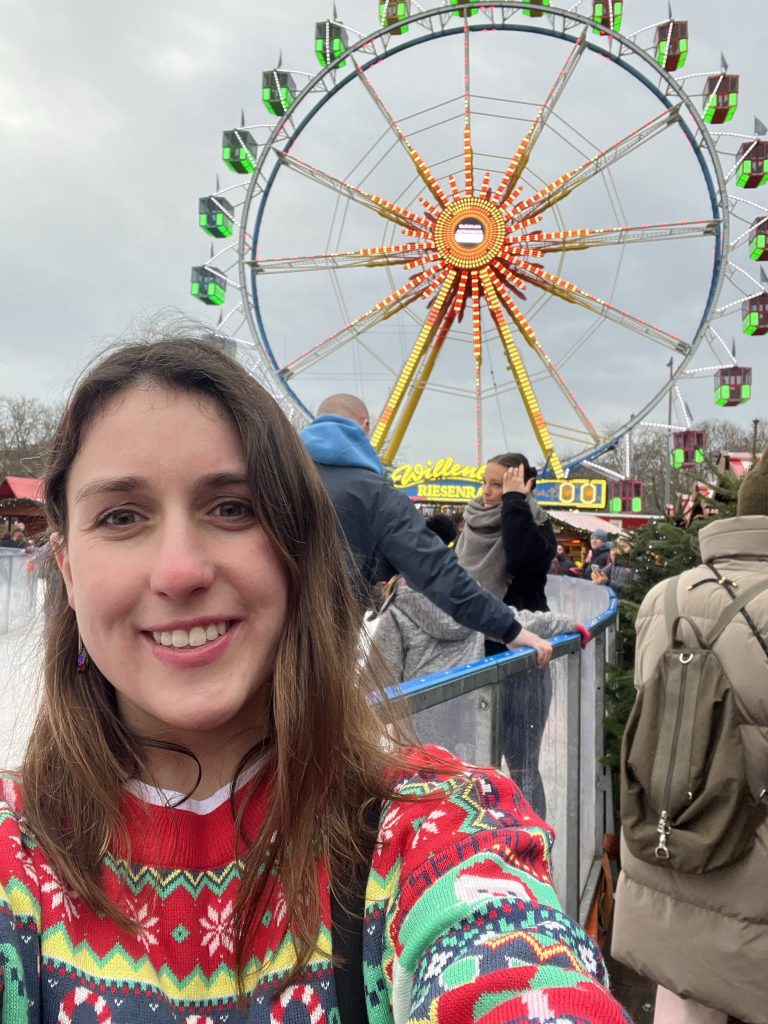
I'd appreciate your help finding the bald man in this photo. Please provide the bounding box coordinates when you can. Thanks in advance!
[300,394,552,664]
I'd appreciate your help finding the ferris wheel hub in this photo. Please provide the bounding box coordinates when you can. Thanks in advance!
[434,198,506,270]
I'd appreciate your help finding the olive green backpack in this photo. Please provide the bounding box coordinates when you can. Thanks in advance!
[620,572,768,874]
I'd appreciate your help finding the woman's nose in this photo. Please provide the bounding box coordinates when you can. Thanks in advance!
[149,528,215,598]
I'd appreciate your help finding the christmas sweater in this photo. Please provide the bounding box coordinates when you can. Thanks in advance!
[0,751,631,1023]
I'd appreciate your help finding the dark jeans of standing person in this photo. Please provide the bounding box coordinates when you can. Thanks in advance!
[486,640,553,819]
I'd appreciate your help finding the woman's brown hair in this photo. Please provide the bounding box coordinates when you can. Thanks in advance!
[23,325,415,992]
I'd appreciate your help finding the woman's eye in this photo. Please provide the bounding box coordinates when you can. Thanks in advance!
[100,509,138,528]
[214,500,253,519]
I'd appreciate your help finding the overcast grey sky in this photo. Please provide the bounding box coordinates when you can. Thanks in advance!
[1,1,765,467]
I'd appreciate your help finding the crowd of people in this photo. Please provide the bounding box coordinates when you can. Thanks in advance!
[0,325,764,1023]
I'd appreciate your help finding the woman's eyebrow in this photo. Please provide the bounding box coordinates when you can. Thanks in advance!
[196,472,249,488]
[74,472,251,505]
[74,477,144,503]
[192,472,250,495]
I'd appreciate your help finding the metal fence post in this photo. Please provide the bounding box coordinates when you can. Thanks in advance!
[564,646,582,920]
[489,663,504,769]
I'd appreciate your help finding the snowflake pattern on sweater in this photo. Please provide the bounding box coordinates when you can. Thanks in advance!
[0,753,631,1023]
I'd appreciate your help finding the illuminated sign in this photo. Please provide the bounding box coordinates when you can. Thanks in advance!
[391,458,607,509]
[534,479,607,509]
[391,459,483,502]
[391,458,483,487]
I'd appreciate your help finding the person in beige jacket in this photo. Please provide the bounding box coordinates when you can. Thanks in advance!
[612,447,768,1024]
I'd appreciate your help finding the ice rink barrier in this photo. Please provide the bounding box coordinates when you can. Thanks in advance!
[385,575,617,924]
[0,550,37,637]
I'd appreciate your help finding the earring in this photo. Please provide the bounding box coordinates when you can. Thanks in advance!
[76,634,90,673]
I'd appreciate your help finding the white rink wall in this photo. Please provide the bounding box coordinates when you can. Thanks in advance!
[0,604,43,770]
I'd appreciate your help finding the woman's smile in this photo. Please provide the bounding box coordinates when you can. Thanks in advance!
[148,619,231,648]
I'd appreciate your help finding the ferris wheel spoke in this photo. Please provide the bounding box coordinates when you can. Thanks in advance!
[494,30,588,205]
[247,242,437,275]
[470,273,483,464]
[380,313,454,467]
[462,19,474,196]
[487,270,600,443]
[527,219,719,254]
[274,150,432,232]
[512,105,683,222]
[351,57,449,206]
[517,264,690,355]
[281,267,445,379]
[371,272,458,459]
[479,268,564,478]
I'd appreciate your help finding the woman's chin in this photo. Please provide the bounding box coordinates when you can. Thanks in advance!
[127,701,261,746]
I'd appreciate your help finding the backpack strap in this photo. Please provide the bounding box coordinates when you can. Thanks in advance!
[664,577,709,649]
[704,563,768,659]
[331,800,381,1023]
[705,577,768,648]
[664,575,679,632]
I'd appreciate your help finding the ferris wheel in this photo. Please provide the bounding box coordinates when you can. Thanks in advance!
[191,1,766,481]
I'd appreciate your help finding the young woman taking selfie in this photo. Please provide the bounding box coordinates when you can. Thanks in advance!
[0,330,629,1022]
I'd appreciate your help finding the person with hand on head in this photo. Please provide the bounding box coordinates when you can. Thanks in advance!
[455,453,558,817]
[0,329,630,1023]
[300,394,552,668]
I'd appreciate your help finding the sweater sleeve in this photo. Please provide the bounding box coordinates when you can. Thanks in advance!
[500,493,557,578]
[373,605,408,683]
[363,754,631,1024]
[516,608,579,639]
[0,787,41,1023]
[378,488,521,643]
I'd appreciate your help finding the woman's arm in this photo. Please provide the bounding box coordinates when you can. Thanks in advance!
[499,466,557,577]
[500,493,557,576]
[369,757,632,1023]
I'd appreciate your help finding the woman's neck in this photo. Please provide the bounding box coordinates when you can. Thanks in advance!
[139,727,270,800]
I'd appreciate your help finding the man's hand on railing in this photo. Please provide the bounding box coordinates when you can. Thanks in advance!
[507,628,553,668]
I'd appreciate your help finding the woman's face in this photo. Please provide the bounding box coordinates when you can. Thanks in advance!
[55,387,289,748]
[481,461,506,507]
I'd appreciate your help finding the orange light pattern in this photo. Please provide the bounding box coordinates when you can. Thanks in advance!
[331,118,594,473]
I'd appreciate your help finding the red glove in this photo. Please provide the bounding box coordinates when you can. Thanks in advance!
[576,624,592,649]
